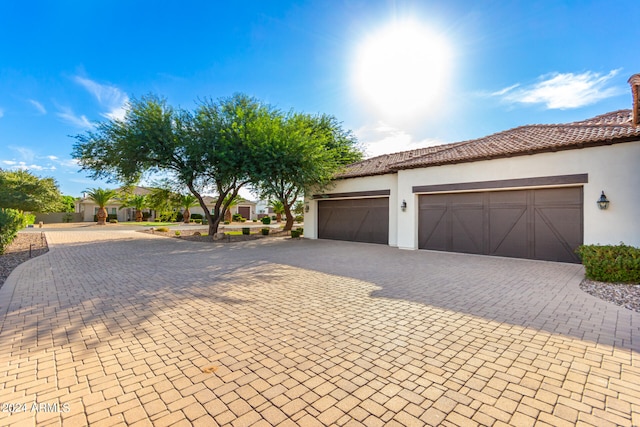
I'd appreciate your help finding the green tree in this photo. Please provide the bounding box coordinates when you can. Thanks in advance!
[119,194,148,222]
[147,186,178,222]
[221,193,239,222]
[86,187,118,225]
[177,193,199,223]
[249,113,362,230]
[0,169,62,212]
[72,94,269,235]
[293,200,305,216]
[270,200,285,223]
[60,195,76,213]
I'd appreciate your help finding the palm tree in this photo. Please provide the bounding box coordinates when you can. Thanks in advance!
[119,194,147,222]
[223,194,240,222]
[86,187,118,225]
[270,200,285,223]
[178,194,199,223]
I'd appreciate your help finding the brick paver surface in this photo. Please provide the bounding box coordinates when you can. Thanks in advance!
[0,228,638,426]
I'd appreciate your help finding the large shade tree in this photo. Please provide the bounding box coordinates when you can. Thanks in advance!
[249,113,362,230]
[72,94,270,235]
[0,169,63,212]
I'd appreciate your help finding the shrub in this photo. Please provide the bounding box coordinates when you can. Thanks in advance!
[175,230,181,236]
[195,219,202,224]
[62,212,74,223]
[294,215,304,223]
[261,228,270,236]
[155,227,169,232]
[223,221,230,225]
[290,229,302,238]
[24,213,36,225]
[296,227,303,235]
[109,219,118,224]
[576,243,640,283]
[190,213,203,220]
[242,227,250,235]
[271,215,277,220]
[232,213,243,222]
[261,216,271,225]
[0,208,27,254]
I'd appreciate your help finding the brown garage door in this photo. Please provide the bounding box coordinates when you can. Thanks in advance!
[418,187,583,262]
[318,198,389,244]
[238,206,250,220]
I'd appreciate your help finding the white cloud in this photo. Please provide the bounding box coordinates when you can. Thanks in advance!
[492,69,624,109]
[74,76,128,120]
[8,145,36,162]
[0,161,55,172]
[56,106,93,129]
[355,122,446,158]
[28,99,47,114]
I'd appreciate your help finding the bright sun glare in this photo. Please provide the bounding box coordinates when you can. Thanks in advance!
[353,20,452,122]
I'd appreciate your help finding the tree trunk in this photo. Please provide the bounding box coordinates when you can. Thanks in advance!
[96,207,108,225]
[224,208,231,222]
[135,210,143,222]
[183,208,191,224]
[283,204,294,231]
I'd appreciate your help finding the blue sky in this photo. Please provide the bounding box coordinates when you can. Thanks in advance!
[1,1,639,198]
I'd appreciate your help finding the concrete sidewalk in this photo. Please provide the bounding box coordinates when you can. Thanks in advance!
[0,229,638,426]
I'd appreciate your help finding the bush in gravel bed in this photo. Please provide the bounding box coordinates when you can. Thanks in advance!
[576,243,640,283]
[0,208,27,254]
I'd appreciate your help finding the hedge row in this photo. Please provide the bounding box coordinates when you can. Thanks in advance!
[575,243,640,283]
[0,208,28,255]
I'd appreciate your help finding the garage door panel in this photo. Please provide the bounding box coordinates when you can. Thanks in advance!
[489,207,528,258]
[534,206,583,262]
[452,206,484,254]
[419,187,583,262]
[318,198,389,244]
[418,206,448,250]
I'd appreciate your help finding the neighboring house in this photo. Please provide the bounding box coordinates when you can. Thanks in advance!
[305,73,640,263]
[255,200,275,217]
[77,187,259,222]
[75,186,156,222]
[190,197,258,220]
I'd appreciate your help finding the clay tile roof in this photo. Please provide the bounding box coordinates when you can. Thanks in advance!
[337,109,640,178]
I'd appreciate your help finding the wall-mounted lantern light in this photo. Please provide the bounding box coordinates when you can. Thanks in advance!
[597,191,610,210]
[305,203,310,213]
[401,200,407,212]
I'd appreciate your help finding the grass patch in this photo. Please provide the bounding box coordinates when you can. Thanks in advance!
[120,221,178,226]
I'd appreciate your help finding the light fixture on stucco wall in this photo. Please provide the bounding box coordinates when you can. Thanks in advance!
[597,191,610,210]
[401,200,407,211]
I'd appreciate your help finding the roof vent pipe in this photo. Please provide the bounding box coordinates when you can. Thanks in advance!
[629,73,640,127]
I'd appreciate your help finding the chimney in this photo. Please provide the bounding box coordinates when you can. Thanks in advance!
[629,73,640,127]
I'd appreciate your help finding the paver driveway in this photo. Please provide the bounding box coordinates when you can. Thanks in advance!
[0,229,638,426]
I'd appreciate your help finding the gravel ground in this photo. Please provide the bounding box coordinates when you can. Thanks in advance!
[0,232,49,290]
[1,230,638,313]
[580,279,640,312]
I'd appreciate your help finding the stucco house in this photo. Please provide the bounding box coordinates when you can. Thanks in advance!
[76,186,258,222]
[304,74,640,263]
[76,186,156,222]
